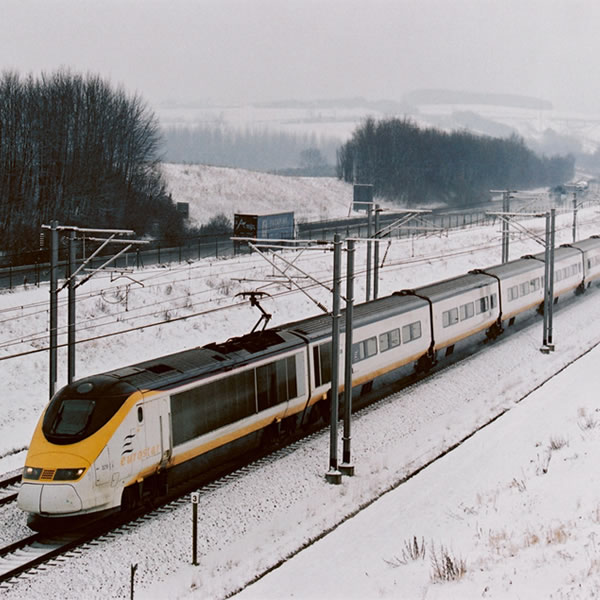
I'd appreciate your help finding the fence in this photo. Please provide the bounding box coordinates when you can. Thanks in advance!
[0,198,570,291]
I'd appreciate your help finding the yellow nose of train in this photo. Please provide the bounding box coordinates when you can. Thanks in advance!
[19,454,89,515]
[17,374,139,518]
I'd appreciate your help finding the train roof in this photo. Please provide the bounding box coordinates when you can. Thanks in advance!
[88,330,304,394]
[281,293,428,341]
[405,272,496,303]
[474,257,546,278]
[525,245,583,263]
[562,236,600,253]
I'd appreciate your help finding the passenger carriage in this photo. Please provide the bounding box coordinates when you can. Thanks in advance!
[563,236,600,288]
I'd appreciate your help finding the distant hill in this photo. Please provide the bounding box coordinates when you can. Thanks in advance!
[404,89,553,110]
[159,163,397,226]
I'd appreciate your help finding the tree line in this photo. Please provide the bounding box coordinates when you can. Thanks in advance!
[162,124,338,173]
[337,117,574,205]
[0,69,187,260]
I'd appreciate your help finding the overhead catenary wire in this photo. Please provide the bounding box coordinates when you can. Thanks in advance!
[0,226,572,351]
[1,209,598,361]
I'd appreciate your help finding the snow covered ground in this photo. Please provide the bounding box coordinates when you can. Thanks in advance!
[159,163,399,226]
[234,341,600,600]
[2,180,600,598]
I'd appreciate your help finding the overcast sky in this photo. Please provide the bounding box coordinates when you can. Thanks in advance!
[1,0,598,112]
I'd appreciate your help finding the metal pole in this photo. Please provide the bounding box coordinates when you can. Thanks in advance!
[191,492,199,565]
[542,212,550,347]
[548,208,556,347]
[366,204,372,301]
[374,204,380,299]
[68,229,77,383]
[49,220,59,399]
[325,234,342,484]
[130,563,138,600]
[572,191,577,243]
[340,239,355,476]
[502,192,510,263]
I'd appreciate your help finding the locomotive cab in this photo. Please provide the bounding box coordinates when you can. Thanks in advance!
[18,375,139,525]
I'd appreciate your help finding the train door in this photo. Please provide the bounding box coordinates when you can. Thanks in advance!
[140,396,172,473]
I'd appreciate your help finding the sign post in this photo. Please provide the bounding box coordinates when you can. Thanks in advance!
[191,492,199,565]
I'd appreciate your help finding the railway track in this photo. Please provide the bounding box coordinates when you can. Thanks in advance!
[0,435,321,587]
[0,472,21,507]
[1,284,596,592]
[0,532,77,586]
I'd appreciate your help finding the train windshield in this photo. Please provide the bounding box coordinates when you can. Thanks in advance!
[49,399,95,436]
[42,377,135,445]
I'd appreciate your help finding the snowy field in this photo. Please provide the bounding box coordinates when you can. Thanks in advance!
[2,183,600,598]
[159,163,399,226]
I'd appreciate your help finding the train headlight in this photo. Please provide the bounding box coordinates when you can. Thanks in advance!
[54,468,86,481]
[23,466,42,480]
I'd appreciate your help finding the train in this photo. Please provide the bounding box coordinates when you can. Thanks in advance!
[17,235,600,529]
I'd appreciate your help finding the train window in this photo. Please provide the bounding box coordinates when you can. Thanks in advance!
[442,307,459,327]
[352,337,378,363]
[257,355,300,409]
[42,382,133,445]
[530,278,540,291]
[286,355,298,399]
[379,328,400,353]
[257,362,277,411]
[137,406,143,423]
[475,296,489,314]
[276,360,288,404]
[237,369,258,418]
[520,281,530,296]
[379,333,388,353]
[48,399,94,436]
[460,302,474,321]
[313,347,321,387]
[402,321,422,342]
[508,285,519,301]
[366,337,377,356]
[171,370,258,446]
[172,385,211,444]
[314,342,332,387]
[490,293,497,309]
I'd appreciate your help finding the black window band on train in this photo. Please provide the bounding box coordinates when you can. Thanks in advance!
[42,375,137,445]
[171,352,303,447]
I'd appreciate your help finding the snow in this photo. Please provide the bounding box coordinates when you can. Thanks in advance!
[159,163,399,226]
[234,348,600,599]
[2,170,600,599]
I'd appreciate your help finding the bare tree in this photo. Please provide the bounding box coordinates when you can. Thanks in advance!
[0,69,185,260]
